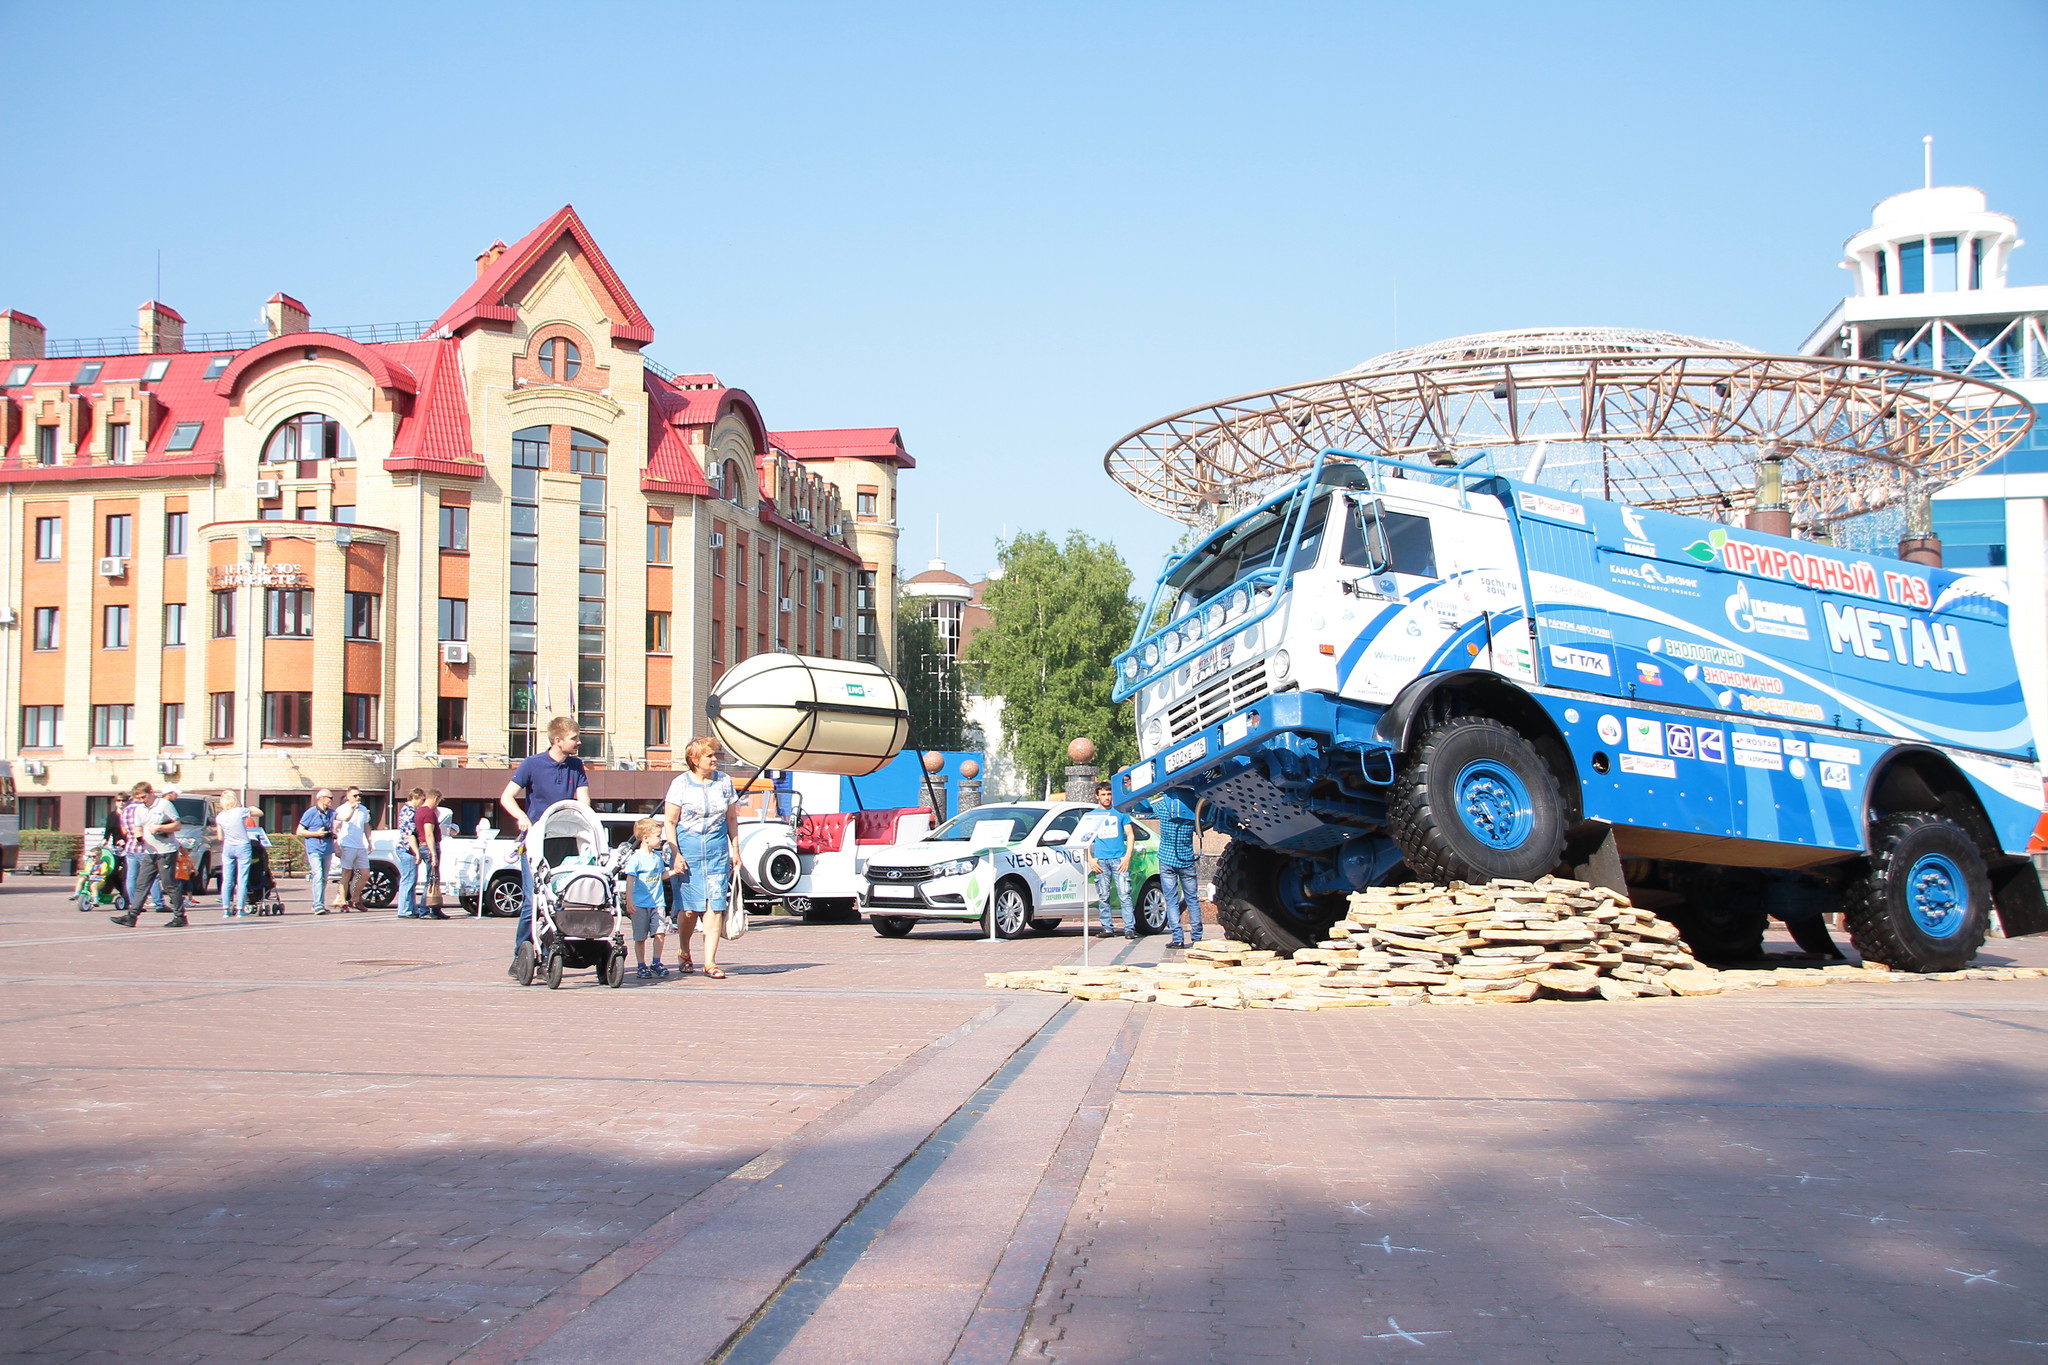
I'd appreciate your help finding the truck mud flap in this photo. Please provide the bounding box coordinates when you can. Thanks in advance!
[1990,856,2048,938]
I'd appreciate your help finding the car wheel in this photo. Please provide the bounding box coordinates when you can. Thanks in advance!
[871,915,916,938]
[360,864,397,909]
[487,874,523,919]
[988,880,1032,940]
[1135,878,1169,936]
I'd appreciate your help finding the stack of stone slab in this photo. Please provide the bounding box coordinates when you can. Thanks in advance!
[983,874,2045,1010]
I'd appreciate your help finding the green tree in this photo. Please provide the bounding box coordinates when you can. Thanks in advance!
[896,599,967,752]
[966,531,1138,796]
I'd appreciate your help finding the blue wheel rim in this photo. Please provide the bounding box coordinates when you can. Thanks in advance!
[1453,759,1535,851]
[1905,852,1968,939]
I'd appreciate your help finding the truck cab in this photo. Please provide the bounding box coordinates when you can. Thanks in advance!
[1112,449,2047,973]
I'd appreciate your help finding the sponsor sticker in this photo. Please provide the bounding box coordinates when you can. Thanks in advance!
[1619,753,1677,779]
[1549,643,1612,677]
[1627,718,1664,756]
[1819,761,1852,790]
[1660,638,1747,666]
[1782,738,1809,759]
[1665,724,1695,760]
[1163,737,1209,773]
[1697,729,1727,764]
[1732,732,1782,754]
[1735,694,1827,722]
[1733,731,1783,770]
[1596,715,1623,745]
[1519,490,1587,525]
[1539,616,1613,640]
[1810,742,1861,765]
[1221,712,1254,745]
[1788,757,1809,780]
[1725,582,1810,640]
[1635,662,1664,686]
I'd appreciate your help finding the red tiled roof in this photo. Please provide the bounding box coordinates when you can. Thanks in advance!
[383,338,482,477]
[642,376,714,496]
[769,426,914,468]
[1,310,42,328]
[141,300,185,322]
[267,292,309,311]
[0,350,231,482]
[435,205,655,347]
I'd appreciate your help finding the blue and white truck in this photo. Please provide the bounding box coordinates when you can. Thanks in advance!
[1110,450,2048,972]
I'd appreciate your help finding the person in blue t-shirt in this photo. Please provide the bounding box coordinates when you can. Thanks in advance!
[624,818,682,979]
[497,717,592,978]
[1073,782,1137,938]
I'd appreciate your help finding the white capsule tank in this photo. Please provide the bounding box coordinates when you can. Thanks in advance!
[706,653,910,776]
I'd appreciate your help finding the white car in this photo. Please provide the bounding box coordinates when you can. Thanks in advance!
[859,801,1169,939]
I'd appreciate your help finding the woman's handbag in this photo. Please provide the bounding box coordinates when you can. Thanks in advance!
[722,864,749,939]
[424,868,444,910]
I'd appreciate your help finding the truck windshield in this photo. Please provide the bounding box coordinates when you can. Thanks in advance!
[1165,493,1331,611]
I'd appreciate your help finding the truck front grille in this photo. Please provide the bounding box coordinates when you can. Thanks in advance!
[1166,661,1271,744]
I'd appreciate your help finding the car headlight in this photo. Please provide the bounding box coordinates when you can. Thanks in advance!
[1121,656,1139,681]
[1272,648,1292,682]
[1143,717,1165,752]
[931,857,979,878]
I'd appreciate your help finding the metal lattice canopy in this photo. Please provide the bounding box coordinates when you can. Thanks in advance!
[1105,327,2035,528]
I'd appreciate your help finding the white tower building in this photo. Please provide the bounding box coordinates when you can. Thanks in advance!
[1800,174,2048,735]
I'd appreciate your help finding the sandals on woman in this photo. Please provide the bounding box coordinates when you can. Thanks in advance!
[703,967,727,980]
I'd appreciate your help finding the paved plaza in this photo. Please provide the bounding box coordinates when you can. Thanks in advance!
[3,877,2047,1363]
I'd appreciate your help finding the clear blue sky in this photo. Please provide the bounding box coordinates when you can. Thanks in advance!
[4,1,2044,588]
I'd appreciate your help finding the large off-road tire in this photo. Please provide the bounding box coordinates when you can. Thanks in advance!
[986,880,1032,940]
[1134,878,1169,936]
[871,915,916,938]
[1844,813,1992,973]
[1213,842,1344,957]
[1388,717,1567,885]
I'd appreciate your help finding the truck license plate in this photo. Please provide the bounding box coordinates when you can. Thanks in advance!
[1163,737,1208,773]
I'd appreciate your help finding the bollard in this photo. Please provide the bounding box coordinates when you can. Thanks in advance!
[1064,736,1099,804]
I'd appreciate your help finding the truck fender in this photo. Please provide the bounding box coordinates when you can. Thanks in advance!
[1373,670,1582,820]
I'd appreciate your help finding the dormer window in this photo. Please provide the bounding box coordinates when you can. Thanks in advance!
[73,362,103,387]
[539,337,581,381]
[143,358,171,382]
[202,356,231,381]
[6,363,33,387]
[165,422,203,451]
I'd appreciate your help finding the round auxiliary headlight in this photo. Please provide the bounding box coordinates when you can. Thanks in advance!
[1143,642,1161,667]
[1272,648,1292,682]
[1122,656,1139,681]
[1229,587,1250,617]
[1207,601,1227,631]
[1144,718,1165,751]
[1184,615,1204,643]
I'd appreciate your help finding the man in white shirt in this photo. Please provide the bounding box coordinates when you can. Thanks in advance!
[333,787,374,912]
[109,790,189,928]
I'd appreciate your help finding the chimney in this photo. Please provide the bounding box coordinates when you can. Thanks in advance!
[264,293,310,338]
[138,301,185,354]
[0,310,45,360]
[475,240,509,277]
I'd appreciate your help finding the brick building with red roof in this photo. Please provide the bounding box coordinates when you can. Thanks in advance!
[0,208,912,840]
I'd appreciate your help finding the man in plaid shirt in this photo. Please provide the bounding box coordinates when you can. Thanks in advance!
[119,782,164,917]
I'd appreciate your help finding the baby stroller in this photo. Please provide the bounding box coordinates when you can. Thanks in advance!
[75,845,127,913]
[244,841,287,917]
[512,803,627,989]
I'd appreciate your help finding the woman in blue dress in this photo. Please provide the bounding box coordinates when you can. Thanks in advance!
[662,736,742,978]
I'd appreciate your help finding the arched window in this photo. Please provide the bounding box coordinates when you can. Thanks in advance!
[724,459,747,507]
[263,412,354,464]
[538,337,581,381]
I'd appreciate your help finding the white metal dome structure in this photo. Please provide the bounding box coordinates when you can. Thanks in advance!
[1105,325,2034,530]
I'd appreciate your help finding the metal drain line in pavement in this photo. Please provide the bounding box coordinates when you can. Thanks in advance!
[712,1001,1080,1364]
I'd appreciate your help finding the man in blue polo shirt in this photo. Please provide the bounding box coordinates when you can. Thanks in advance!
[1074,781,1137,939]
[497,716,592,978]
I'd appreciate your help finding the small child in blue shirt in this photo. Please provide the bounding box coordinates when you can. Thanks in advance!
[625,818,680,979]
